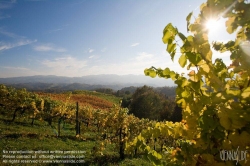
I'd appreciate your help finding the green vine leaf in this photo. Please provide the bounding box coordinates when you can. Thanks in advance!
[241,87,250,98]
[141,0,250,165]
[186,12,193,31]
[162,23,177,44]
[179,54,187,68]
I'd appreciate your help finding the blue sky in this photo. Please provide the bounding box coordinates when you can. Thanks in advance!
[0,0,235,78]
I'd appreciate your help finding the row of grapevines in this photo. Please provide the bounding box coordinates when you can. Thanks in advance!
[36,92,114,109]
[76,104,154,158]
[0,84,76,127]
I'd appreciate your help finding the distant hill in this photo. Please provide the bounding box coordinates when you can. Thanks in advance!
[0,82,117,93]
[117,86,176,97]
[154,86,176,97]
[0,74,174,91]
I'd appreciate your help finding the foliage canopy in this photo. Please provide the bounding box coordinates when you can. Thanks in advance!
[129,0,250,165]
[128,85,176,121]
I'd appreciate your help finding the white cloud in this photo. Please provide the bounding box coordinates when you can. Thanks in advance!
[0,28,37,51]
[88,55,99,59]
[79,52,168,76]
[39,52,160,76]
[0,39,37,51]
[81,61,154,76]
[0,53,186,78]
[88,48,94,53]
[34,44,66,52]
[135,52,154,61]
[0,50,185,77]
[131,43,140,47]
[41,56,88,76]
[3,66,29,70]
[81,50,186,77]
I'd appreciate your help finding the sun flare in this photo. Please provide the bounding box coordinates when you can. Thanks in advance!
[205,19,218,32]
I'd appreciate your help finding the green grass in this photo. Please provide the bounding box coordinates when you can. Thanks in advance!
[0,113,151,166]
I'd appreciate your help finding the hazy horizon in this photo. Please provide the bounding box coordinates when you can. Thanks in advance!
[0,73,160,78]
[0,74,176,87]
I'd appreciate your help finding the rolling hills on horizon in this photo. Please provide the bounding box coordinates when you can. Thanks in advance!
[0,74,175,91]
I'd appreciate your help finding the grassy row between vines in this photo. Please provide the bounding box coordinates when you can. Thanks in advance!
[0,109,151,166]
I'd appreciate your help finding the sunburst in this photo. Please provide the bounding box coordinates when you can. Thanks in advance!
[205,19,218,32]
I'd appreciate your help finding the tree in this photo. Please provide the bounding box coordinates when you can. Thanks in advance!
[121,96,132,108]
[170,104,182,122]
[128,85,175,121]
[95,88,114,95]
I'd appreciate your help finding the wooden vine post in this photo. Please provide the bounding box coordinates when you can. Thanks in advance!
[76,102,80,135]
[58,117,61,137]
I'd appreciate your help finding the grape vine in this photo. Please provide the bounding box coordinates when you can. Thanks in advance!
[127,0,250,165]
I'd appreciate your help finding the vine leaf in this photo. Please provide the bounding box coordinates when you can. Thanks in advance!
[179,54,187,68]
[186,12,193,32]
[241,87,250,98]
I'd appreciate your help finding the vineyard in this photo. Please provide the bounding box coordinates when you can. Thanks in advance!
[0,82,186,165]
[1,0,250,165]
[0,84,199,166]
[0,85,141,165]
[0,84,174,165]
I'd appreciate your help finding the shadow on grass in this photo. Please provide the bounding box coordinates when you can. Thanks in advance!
[84,154,121,166]
[2,133,40,139]
[0,116,47,127]
[1,133,87,140]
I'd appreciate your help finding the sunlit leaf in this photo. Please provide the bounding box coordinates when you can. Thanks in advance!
[163,68,170,76]
[186,12,193,31]
[179,54,187,68]
[167,42,176,54]
[186,12,193,22]
[149,69,157,78]
[200,63,210,73]
[170,71,176,80]
[200,3,206,10]
[162,23,177,44]
[170,49,176,61]
[241,87,250,98]
[186,52,202,65]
